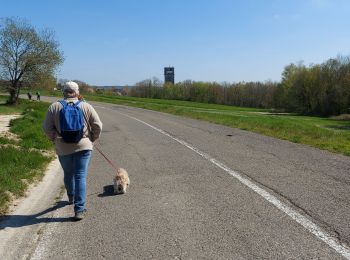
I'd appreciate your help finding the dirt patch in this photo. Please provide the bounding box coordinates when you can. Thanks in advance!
[0,131,20,142]
[251,111,293,116]
[0,114,21,142]
[0,143,21,149]
[330,114,350,121]
[0,114,21,131]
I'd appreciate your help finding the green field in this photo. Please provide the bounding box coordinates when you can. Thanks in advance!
[0,96,53,215]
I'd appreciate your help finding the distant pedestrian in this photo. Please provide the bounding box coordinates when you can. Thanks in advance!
[27,92,32,100]
[43,81,103,221]
[36,91,40,101]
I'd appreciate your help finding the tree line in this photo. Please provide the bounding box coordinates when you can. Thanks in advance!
[130,78,277,109]
[275,56,350,116]
[131,56,350,116]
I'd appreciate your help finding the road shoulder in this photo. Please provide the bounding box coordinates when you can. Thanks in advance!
[0,159,63,259]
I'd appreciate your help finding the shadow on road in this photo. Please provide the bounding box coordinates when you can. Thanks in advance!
[0,201,74,229]
[98,185,119,197]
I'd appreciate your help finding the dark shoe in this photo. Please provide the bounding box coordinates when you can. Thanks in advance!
[68,196,74,205]
[74,210,87,221]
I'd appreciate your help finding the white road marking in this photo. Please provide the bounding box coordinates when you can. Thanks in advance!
[95,105,350,259]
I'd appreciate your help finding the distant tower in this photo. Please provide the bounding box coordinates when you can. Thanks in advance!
[164,67,175,84]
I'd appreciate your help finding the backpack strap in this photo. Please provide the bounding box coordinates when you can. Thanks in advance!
[58,99,83,107]
[58,99,68,108]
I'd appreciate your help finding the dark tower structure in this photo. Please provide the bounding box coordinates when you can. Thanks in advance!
[164,67,175,84]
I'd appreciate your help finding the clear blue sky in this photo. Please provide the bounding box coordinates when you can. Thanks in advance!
[1,0,349,86]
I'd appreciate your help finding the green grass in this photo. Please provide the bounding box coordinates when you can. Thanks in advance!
[78,93,350,156]
[10,103,54,150]
[0,147,51,213]
[0,96,54,215]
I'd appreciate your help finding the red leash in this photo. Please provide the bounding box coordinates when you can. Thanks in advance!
[94,143,119,171]
[84,115,119,171]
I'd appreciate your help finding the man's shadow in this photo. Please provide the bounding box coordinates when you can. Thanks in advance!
[0,201,74,229]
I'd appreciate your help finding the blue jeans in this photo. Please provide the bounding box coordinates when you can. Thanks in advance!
[58,150,92,213]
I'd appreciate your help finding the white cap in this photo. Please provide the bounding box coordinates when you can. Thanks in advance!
[63,81,79,95]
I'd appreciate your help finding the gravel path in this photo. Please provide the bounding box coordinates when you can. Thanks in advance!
[0,114,20,133]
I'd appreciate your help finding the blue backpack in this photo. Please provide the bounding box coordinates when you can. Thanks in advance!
[59,100,84,143]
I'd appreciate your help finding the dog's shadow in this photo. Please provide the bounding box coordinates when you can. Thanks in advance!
[98,185,120,197]
[0,201,74,229]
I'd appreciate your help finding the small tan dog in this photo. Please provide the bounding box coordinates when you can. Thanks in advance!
[113,168,130,194]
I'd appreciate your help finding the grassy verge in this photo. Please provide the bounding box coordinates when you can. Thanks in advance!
[83,93,350,156]
[0,96,53,215]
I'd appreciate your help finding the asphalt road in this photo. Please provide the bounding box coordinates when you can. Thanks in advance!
[8,97,350,259]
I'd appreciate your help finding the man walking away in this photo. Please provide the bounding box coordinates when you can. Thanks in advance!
[43,81,102,220]
[36,91,40,101]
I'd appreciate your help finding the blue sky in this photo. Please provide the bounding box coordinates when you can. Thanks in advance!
[1,0,349,85]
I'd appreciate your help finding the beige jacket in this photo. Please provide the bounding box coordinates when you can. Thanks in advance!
[43,98,103,156]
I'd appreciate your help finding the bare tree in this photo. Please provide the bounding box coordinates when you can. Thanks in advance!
[0,17,64,104]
